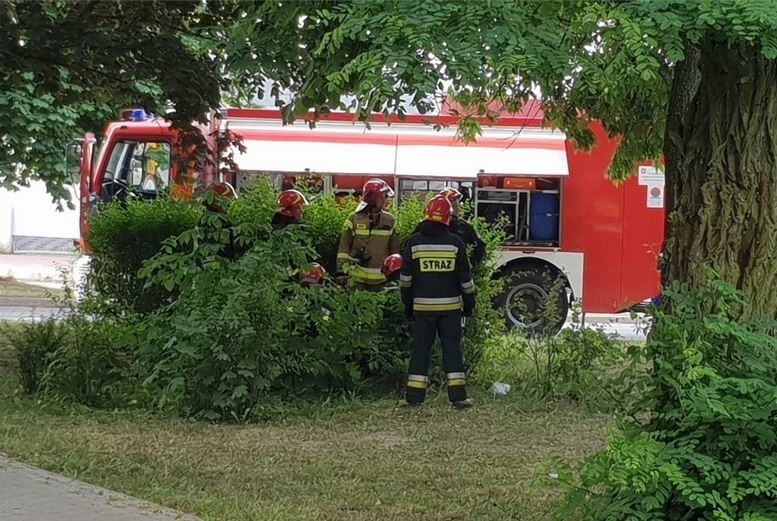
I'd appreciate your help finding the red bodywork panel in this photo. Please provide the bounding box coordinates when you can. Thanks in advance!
[562,122,663,312]
[78,133,96,252]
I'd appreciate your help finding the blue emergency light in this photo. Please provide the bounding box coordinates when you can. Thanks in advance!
[120,108,155,121]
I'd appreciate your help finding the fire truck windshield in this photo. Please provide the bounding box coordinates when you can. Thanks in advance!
[101,140,171,199]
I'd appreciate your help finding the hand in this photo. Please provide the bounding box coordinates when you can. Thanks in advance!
[333,272,349,287]
[463,294,476,318]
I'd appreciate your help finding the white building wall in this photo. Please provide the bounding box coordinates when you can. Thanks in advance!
[0,181,79,252]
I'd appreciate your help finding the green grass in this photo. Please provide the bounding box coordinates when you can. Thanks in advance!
[0,277,65,299]
[0,334,611,521]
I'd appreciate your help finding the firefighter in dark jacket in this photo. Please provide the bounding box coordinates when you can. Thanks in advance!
[401,195,476,409]
[271,189,309,229]
[412,187,486,268]
[336,178,401,290]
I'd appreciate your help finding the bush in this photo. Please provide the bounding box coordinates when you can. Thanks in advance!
[40,315,136,407]
[394,195,427,242]
[301,193,357,273]
[227,176,278,230]
[474,326,623,406]
[461,214,507,373]
[87,198,201,313]
[75,182,506,418]
[1,319,68,394]
[551,279,777,520]
[133,214,411,420]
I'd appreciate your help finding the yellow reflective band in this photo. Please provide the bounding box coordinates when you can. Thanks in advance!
[343,220,354,231]
[354,229,371,236]
[370,229,394,236]
[413,303,463,312]
[411,244,458,253]
[415,297,461,305]
[448,379,466,387]
[412,251,456,260]
[337,252,355,260]
[351,268,386,281]
[462,285,475,294]
[400,281,412,288]
[407,380,427,389]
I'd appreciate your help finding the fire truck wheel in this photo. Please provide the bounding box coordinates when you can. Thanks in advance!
[497,266,569,335]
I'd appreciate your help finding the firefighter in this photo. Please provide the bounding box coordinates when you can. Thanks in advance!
[381,253,403,289]
[336,178,400,290]
[299,262,327,288]
[272,189,309,229]
[195,180,238,261]
[412,187,486,269]
[400,196,476,409]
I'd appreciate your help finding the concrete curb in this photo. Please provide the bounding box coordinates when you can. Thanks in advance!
[0,454,199,520]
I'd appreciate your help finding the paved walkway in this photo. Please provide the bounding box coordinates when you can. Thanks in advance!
[0,455,198,520]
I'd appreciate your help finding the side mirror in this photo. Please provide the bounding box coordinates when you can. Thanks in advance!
[65,140,83,184]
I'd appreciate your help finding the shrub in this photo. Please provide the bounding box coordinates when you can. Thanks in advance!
[1,319,68,394]
[134,215,411,420]
[302,193,357,273]
[474,326,623,406]
[551,279,777,520]
[394,194,427,242]
[87,198,201,313]
[461,214,507,373]
[40,315,136,407]
[78,182,506,418]
[227,176,277,231]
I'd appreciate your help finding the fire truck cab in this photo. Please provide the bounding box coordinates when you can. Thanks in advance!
[76,104,665,332]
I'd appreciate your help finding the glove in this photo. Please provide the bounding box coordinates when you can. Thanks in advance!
[463,294,476,318]
[333,271,349,287]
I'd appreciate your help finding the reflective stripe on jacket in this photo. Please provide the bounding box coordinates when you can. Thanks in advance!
[337,209,400,285]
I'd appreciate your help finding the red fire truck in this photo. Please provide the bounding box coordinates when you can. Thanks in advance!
[75,102,664,331]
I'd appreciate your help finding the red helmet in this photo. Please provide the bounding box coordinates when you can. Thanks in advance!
[277,189,309,217]
[381,254,403,279]
[299,262,326,285]
[361,178,394,205]
[211,181,237,200]
[438,187,463,203]
[201,181,237,213]
[424,195,453,226]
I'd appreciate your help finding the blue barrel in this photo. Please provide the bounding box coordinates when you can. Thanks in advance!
[529,193,560,241]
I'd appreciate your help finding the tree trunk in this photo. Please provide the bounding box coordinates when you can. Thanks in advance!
[663,41,777,320]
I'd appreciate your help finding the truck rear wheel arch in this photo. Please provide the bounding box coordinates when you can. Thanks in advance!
[494,258,571,335]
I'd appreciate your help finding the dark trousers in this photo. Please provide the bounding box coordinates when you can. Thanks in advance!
[406,312,468,404]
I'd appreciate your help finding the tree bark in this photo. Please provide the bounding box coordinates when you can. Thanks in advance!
[663,41,777,320]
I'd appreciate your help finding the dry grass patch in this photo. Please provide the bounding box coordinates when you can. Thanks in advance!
[0,277,64,299]
[0,336,610,521]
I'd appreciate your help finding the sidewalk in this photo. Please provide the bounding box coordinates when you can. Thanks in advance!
[0,455,197,520]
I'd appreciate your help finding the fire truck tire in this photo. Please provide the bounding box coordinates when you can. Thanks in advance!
[496,266,569,335]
